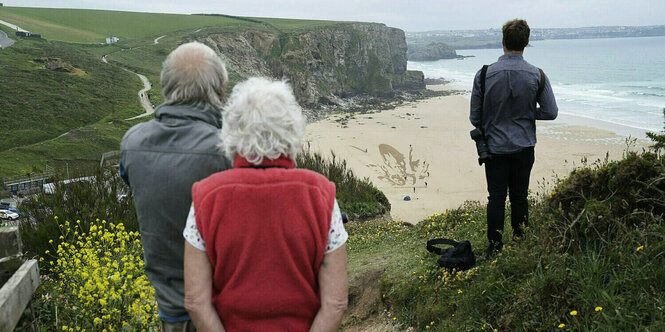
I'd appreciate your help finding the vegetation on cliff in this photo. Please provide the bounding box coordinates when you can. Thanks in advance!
[347,142,664,330]
[15,146,389,329]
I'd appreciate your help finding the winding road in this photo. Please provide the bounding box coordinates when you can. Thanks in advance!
[103,53,155,120]
[101,33,163,121]
[0,19,29,32]
[0,29,14,49]
[154,35,166,44]
[0,19,27,49]
[124,72,155,120]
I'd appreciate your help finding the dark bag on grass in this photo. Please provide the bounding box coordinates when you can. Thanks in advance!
[426,238,475,271]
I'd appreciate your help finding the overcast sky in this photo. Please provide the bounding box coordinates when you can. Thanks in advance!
[5,0,665,32]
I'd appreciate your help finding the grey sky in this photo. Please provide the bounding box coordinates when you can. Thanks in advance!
[5,0,665,32]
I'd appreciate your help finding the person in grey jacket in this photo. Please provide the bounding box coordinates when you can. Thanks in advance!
[119,42,231,331]
[470,19,558,257]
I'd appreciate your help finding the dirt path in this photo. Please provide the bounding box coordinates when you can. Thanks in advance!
[0,19,29,32]
[154,35,166,44]
[124,72,155,120]
[100,54,155,120]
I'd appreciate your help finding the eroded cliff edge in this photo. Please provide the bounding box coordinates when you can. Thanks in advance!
[197,23,425,108]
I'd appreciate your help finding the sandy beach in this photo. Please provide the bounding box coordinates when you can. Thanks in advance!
[305,85,650,224]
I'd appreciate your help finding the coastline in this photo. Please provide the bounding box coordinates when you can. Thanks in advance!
[305,84,650,224]
[430,81,654,139]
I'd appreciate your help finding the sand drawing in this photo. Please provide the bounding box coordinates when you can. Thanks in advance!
[373,144,429,186]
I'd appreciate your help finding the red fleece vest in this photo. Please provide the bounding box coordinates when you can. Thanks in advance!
[192,155,336,331]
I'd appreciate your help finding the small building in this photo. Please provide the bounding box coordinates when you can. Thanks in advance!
[3,174,51,196]
[105,37,119,44]
[15,31,41,38]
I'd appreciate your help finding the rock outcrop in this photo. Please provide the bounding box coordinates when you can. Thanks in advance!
[407,42,457,61]
[33,57,85,75]
[198,23,425,108]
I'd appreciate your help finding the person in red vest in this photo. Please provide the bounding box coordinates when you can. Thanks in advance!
[183,77,348,331]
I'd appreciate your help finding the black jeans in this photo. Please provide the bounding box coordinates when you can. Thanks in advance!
[484,147,535,244]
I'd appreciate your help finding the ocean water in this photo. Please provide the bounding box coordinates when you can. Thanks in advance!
[408,36,665,134]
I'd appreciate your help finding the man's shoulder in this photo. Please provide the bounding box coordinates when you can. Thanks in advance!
[120,121,153,148]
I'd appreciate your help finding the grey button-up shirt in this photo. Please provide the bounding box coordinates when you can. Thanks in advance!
[470,54,558,154]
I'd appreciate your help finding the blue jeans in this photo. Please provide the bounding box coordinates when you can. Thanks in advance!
[484,147,535,245]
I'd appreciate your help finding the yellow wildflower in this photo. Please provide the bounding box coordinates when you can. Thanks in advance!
[636,245,644,251]
[595,306,603,311]
[570,310,577,316]
[558,323,565,328]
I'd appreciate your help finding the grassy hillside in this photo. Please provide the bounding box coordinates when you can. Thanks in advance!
[0,7,342,43]
[0,7,249,43]
[0,7,348,179]
[0,36,145,176]
[346,150,665,331]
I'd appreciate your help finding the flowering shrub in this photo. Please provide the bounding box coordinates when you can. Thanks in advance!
[38,217,158,330]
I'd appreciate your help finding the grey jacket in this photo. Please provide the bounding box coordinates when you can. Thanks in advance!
[119,103,231,317]
[470,54,558,154]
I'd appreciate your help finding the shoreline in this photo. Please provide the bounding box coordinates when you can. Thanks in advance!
[305,85,650,224]
[428,82,655,139]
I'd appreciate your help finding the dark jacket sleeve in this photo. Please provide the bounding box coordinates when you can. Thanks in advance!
[536,73,558,120]
[470,69,483,128]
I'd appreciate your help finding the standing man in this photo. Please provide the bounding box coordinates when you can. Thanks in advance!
[470,19,558,257]
[119,42,231,331]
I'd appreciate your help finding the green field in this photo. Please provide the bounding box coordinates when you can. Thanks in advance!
[0,7,249,43]
[0,7,342,43]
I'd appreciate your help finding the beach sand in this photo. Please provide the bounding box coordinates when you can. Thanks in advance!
[305,85,650,225]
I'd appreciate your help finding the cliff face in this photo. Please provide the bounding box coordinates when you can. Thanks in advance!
[200,23,424,107]
[407,42,457,61]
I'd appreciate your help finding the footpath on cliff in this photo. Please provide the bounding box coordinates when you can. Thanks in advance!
[100,36,166,120]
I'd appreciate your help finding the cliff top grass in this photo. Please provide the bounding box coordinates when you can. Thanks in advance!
[347,149,665,331]
[0,6,343,43]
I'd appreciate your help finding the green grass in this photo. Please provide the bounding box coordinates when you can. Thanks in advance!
[0,7,251,43]
[0,7,344,44]
[0,37,145,177]
[347,151,665,331]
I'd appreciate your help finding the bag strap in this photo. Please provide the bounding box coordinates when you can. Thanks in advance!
[426,238,460,255]
[480,65,489,98]
[477,65,489,136]
[537,68,546,98]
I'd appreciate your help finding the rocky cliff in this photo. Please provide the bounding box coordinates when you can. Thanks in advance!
[199,23,425,108]
[407,42,457,61]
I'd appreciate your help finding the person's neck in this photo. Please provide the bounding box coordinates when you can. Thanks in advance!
[503,49,523,55]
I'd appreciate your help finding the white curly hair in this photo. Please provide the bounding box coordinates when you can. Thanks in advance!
[160,41,228,108]
[221,77,306,165]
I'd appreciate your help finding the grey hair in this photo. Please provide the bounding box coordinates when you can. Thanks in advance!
[160,41,228,108]
[221,77,306,165]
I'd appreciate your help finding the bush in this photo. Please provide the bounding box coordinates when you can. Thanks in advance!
[545,152,664,246]
[362,147,665,330]
[297,145,390,219]
[31,218,158,330]
[19,166,137,258]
